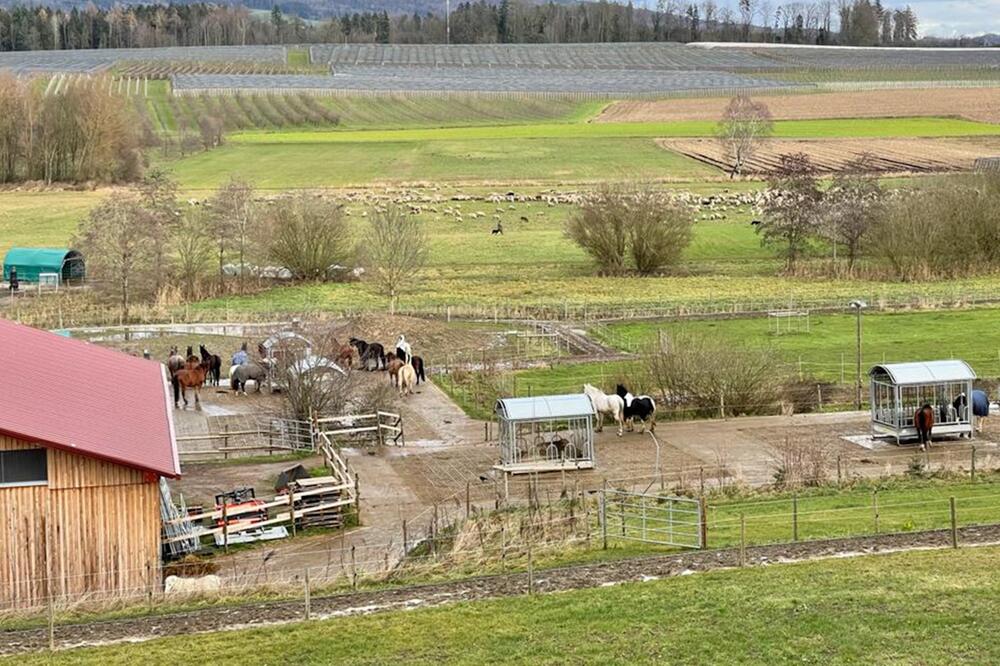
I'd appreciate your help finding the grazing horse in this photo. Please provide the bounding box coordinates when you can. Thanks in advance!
[411,356,426,384]
[349,337,385,371]
[583,383,624,437]
[199,345,222,386]
[166,346,186,377]
[173,357,210,409]
[616,384,656,433]
[914,404,935,449]
[231,363,269,395]
[398,362,417,397]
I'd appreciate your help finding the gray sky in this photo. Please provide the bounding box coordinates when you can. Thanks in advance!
[902,1,1000,37]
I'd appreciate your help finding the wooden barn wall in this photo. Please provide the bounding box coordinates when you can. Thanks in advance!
[0,435,161,609]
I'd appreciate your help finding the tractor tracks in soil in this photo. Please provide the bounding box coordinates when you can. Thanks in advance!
[4,524,1000,655]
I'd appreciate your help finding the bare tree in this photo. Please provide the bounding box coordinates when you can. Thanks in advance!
[823,155,885,273]
[754,153,823,273]
[135,169,179,296]
[565,185,630,276]
[174,207,214,299]
[716,94,774,178]
[211,178,256,294]
[363,204,429,314]
[263,193,352,281]
[73,195,154,322]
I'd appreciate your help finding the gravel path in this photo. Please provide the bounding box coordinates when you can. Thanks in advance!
[4,524,998,655]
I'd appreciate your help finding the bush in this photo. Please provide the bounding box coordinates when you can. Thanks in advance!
[566,184,694,276]
[261,194,353,280]
[644,331,788,418]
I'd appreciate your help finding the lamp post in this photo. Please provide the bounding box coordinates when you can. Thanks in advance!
[850,300,867,410]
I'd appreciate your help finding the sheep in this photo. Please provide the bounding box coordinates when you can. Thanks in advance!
[164,574,223,596]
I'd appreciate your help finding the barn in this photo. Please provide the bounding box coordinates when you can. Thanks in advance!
[3,247,85,284]
[0,319,179,609]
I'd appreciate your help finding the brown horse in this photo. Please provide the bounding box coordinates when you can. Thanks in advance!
[914,404,935,449]
[166,346,186,377]
[385,352,404,386]
[336,344,356,370]
[173,356,210,409]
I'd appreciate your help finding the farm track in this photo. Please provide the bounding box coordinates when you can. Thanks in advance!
[5,524,1000,655]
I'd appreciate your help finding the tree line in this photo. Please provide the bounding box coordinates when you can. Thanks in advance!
[0,0,922,51]
[74,173,428,320]
[0,74,141,184]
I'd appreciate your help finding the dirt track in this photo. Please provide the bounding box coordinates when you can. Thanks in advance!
[4,524,998,655]
[597,87,1000,124]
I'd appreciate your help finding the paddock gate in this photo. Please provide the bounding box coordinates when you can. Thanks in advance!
[599,489,704,550]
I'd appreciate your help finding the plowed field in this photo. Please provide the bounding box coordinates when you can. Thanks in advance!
[599,87,1000,124]
[658,137,1000,174]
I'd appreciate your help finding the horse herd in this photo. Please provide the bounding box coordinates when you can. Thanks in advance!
[166,345,223,409]
[584,383,656,437]
[348,335,426,397]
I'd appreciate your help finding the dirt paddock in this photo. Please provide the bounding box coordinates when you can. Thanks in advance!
[597,87,1000,124]
[658,137,1000,175]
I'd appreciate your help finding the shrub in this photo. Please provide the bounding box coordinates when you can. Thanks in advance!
[261,194,353,280]
[566,184,694,276]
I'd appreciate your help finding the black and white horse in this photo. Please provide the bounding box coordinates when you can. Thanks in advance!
[349,337,386,371]
[616,384,656,433]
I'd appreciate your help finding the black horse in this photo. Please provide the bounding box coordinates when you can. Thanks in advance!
[349,337,386,371]
[199,344,223,386]
[411,356,427,384]
[616,384,656,433]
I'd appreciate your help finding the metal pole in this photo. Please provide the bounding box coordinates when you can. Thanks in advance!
[855,306,863,410]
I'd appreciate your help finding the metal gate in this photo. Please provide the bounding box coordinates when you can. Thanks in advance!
[599,489,704,549]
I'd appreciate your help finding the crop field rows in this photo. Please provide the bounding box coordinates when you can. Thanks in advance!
[659,137,1000,175]
[0,45,287,75]
[170,68,797,95]
[115,60,319,79]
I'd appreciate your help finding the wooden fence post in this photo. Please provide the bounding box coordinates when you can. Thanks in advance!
[289,489,297,538]
[354,473,361,525]
[527,539,534,595]
[792,494,799,542]
[304,568,311,620]
[872,491,880,535]
[600,481,608,551]
[699,496,708,549]
[402,520,408,554]
[351,545,357,589]
[466,482,471,519]
[971,447,977,482]
[739,513,746,567]
[837,456,843,486]
[950,497,958,549]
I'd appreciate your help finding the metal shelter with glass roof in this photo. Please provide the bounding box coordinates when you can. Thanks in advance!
[869,360,977,443]
[494,394,595,474]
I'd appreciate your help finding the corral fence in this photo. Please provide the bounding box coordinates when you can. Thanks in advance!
[599,488,704,549]
[175,416,314,461]
[315,411,405,447]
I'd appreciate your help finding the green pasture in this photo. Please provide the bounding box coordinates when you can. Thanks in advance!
[0,191,104,257]
[19,544,1000,665]
[165,136,716,189]
[229,116,1000,144]
[598,308,1000,383]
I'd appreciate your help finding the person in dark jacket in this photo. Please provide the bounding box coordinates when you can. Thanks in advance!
[8,267,18,293]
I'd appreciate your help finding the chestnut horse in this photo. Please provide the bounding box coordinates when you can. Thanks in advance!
[914,403,935,449]
[173,356,210,409]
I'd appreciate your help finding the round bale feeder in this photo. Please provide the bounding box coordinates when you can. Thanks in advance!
[495,394,595,474]
[869,360,976,444]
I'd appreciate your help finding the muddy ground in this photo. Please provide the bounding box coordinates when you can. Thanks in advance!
[3,524,998,655]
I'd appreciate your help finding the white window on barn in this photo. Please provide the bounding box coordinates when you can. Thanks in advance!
[0,449,48,486]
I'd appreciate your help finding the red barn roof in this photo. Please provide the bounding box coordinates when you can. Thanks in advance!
[0,319,180,478]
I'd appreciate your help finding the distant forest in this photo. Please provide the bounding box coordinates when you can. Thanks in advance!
[0,0,929,51]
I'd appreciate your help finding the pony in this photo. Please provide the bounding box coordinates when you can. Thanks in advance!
[199,345,223,386]
[398,362,417,397]
[583,383,624,437]
[914,404,935,450]
[395,335,412,363]
[349,337,385,371]
[336,344,356,370]
[172,356,210,409]
[411,356,426,384]
[616,384,656,433]
[386,353,405,387]
[166,346,186,377]
[231,363,269,395]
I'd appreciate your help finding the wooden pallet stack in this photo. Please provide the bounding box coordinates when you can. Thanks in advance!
[291,476,352,529]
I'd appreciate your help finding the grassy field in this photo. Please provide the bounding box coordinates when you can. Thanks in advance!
[597,308,1000,383]
[166,136,716,188]
[0,191,104,257]
[15,545,1000,665]
[229,116,1000,143]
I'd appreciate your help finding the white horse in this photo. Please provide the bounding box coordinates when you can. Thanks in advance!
[398,362,417,397]
[584,383,625,437]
